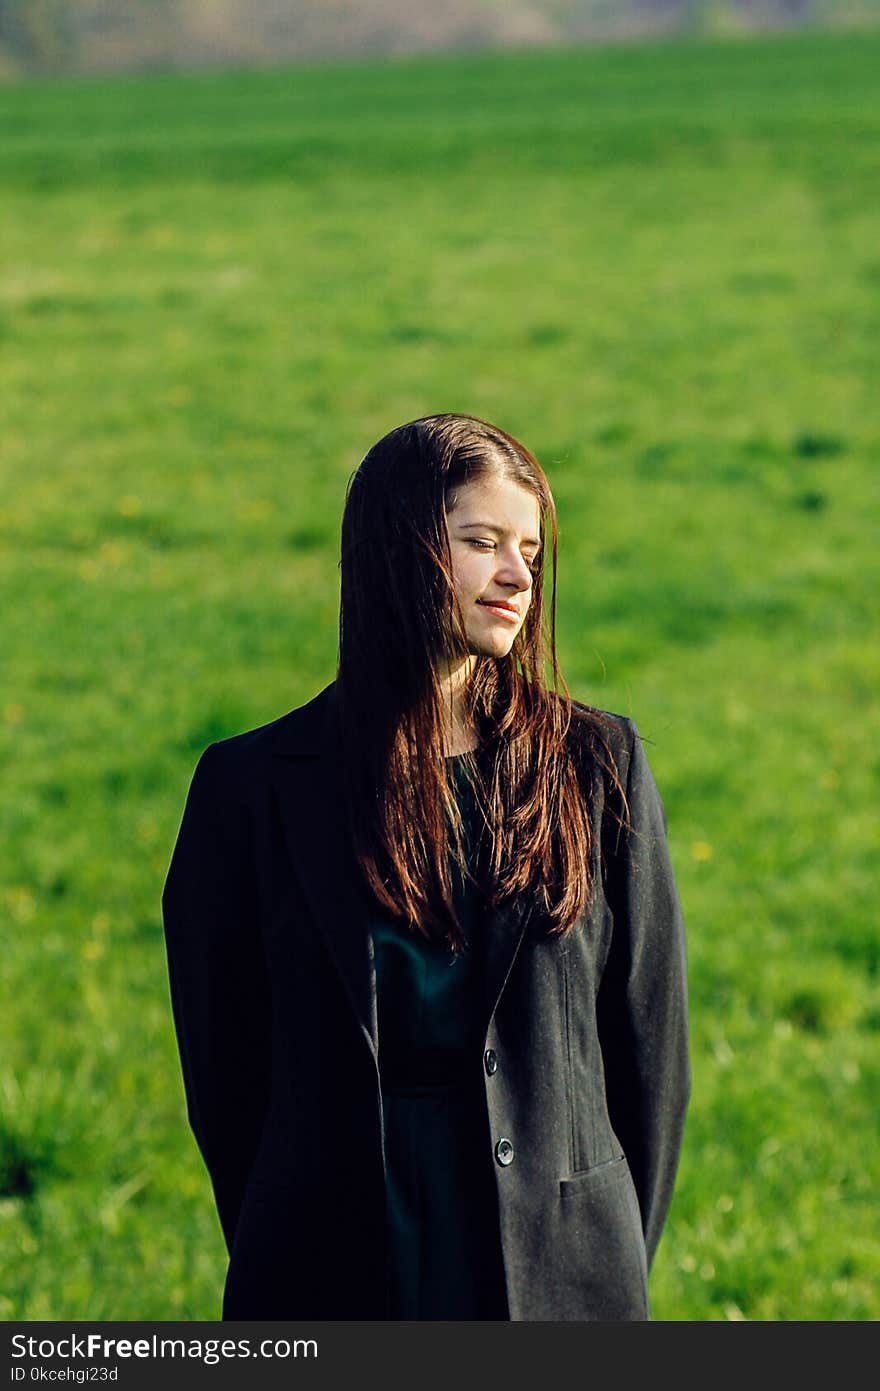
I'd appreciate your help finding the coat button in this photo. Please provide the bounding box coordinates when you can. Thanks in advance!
[484,1048,498,1075]
[494,1138,515,1166]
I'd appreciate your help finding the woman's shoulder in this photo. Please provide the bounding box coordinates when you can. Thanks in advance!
[562,694,637,769]
[193,681,336,785]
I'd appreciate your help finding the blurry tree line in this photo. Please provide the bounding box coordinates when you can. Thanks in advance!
[0,0,74,72]
[0,0,172,73]
[0,0,878,78]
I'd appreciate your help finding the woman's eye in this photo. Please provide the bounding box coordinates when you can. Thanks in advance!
[468,538,540,571]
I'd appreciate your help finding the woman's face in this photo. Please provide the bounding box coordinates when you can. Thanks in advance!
[444,475,542,660]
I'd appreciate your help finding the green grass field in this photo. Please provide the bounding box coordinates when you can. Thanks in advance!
[1,28,878,1320]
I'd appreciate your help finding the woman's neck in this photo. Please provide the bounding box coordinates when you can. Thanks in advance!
[445,730,479,757]
[438,654,478,756]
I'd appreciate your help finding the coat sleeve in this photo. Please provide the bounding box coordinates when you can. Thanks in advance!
[597,718,690,1269]
[161,740,272,1254]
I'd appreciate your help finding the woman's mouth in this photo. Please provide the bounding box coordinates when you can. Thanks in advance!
[477,600,520,623]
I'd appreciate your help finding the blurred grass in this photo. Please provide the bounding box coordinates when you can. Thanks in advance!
[1,28,878,1320]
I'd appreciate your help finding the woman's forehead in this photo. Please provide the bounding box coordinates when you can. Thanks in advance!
[446,477,541,534]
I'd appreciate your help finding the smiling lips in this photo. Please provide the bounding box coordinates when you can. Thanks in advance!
[478,599,521,622]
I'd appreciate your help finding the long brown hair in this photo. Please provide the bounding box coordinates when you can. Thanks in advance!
[336,413,628,952]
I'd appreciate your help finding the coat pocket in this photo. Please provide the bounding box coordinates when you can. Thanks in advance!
[559,1152,628,1197]
[556,1152,650,1319]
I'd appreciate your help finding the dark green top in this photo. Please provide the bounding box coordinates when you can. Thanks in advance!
[369,756,508,1320]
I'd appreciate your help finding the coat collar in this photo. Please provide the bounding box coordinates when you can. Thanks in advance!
[267,680,532,1066]
[266,678,340,758]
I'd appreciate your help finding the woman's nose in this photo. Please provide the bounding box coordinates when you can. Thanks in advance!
[497,548,533,589]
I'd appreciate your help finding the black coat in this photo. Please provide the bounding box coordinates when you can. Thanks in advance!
[161,680,690,1321]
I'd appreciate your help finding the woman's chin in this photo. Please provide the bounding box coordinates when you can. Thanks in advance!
[469,634,516,660]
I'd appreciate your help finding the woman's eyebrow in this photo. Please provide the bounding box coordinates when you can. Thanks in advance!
[455,521,542,548]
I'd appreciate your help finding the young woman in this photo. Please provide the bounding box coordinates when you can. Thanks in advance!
[162,413,690,1321]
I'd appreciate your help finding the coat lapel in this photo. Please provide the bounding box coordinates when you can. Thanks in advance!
[480,893,531,1028]
[269,681,533,1065]
[269,682,380,1061]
